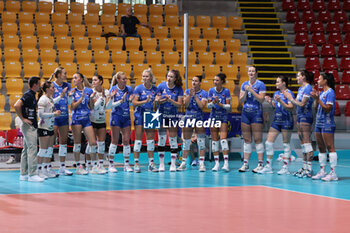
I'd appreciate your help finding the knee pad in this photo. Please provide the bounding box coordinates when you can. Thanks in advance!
[265,141,274,156]
[197,134,206,151]
[123,145,131,157]
[220,139,229,151]
[108,144,117,156]
[146,140,155,152]
[158,130,167,147]
[73,144,81,153]
[243,143,252,153]
[58,144,67,157]
[329,152,337,167]
[183,139,191,151]
[37,148,47,158]
[283,143,291,158]
[47,147,53,158]
[97,141,105,154]
[318,152,327,166]
[304,143,313,153]
[169,136,177,149]
[90,145,97,153]
[85,144,90,154]
[212,140,219,153]
[134,140,142,152]
[256,143,264,154]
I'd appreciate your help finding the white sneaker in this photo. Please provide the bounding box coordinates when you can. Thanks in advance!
[148,163,159,172]
[19,175,28,181]
[177,163,186,171]
[252,163,264,173]
[124,165,133,172]
[38,169,48,179]
[90,166,99,174]
[222,163,229,172]
[97,166,108,174]
[6,156,16,164]
[169,164,176,172]
[86,165,92,173]
[159,163,165,172]
[277,153,284,162]
[312,169,327,180]
[277,166,290,175]
[258,164,273,174]
[322,171,338,181]
[199,163,206,172]
[108,165,118,173]
[76,165,88,175]
[47,169,58,178]
[212,163,220,172]
[134,164,141,173]
[238,163,249,172]
[59,167,73,176]
[28,175,45,182]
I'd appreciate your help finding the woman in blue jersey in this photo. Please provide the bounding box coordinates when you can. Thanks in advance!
[49,67,73,176]
[207,73,231,172]
[177,75,208,172]
[106,72,134,173]
[155,70,183,172]
[239,66,266,173]
[132,69,159,172]
[70,73,96,175]
[310,73,338,181]
[258,76,294,175]
[284,70,314,178]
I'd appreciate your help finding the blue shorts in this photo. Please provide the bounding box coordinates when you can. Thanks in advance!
[241,110,263,125]
[297,115,313,124]
[271,121,293,132]
[110,114,131,128]
[209,112,228,124]
[315,126,335,134]
[54,116,69,127]
[71,117,92,128]
[134,111,143,126]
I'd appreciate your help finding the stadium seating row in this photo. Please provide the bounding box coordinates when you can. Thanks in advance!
[282,0,349,12]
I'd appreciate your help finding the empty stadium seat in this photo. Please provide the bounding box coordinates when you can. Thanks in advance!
[84,13,99,25]
[158,38,174,51]
[87,25,103,37]
[218,27,233,40]
[335,85,350,99]
[35,13,50,24]
[22,48,39,62]
[104,25,118,35]
[55,36,72,50]
[311,32,326,45]
[108,37,123,51]
[342,70,350,84]
[282,0,296,11]
[338,44,350,57]
[328,32,342,45]
[294,21,308,33]
[102,3,116,15]
[23,62,40,78]
[196,15,211,27]
[212,16,227,28]
[312,0,326,11]
[21,35,37,49]
[334,101,341,116]
[149,15,164,26]
[215,52,232,65]
[97,63,114,79]
[209,39,225,52]
[52,12,67,25]
[225,39,241,51]
[310,21,324,33]
[4,48,20,62]
[134,4,147,15]
[53,24,69,36]
[326,21,340,33]
[68,13,83,25]
[41,62,59,78]
[22,1,37,13]
[111,51,127,64]
[125,37,141,51]
[153,26,169,38]
[6,78,23,94]
[165,4,178,16]
[18,12,34,24]
[54,2,68,13]
[72,36,89,50]
[101,14,116,26]
[297,0,311,11]
[317,10,331,22]
[321,44,336,57]
[61,63,77,78]
[137,26,152,38]
[295,32,309,45]
[129,51,145,64]
[19,23,35,36]
[78,63,96,77]
[40,48,57,63]
[228,16,242,30]
[6,0,20,12]
[169,26,184,39]
[202,27,218,39]
[163,51,180,65]
[304,44,319,57]
[328,0,341,11]
[70,25,86,37]
[302,10,315,22]
[198,52,214,65]
[232,52,248,66]
[76,50,93,63]
[305,57,321,70]
[38,36,54,49]
[3,35,19,48]
[323,57,338,71]
[87,2,100,14]
[142,38,158,51]
[165,15,180,27]
[58,49,74,63]
[146,51,162,64]
[149,4,163,15]
[38,1,52,13]
[2,22,18,35]
[36,24,53,36]
[340,57,350,70]
[191,39,208,51]
[94,50,110,64]
[188,27,201,39]
[90,37,107,50]
[70,2,84,14]
[333,10,346,22]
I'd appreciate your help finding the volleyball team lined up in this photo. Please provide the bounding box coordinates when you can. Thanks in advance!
[28,65,339,182]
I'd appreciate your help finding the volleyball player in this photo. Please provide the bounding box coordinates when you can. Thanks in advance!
[239,66,266,173]
[207,73,231,172]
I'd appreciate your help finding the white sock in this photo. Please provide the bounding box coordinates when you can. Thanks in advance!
[214,155,219,164]
[223,154,229,164]
[171,153,176,165]
[266,158,272,166]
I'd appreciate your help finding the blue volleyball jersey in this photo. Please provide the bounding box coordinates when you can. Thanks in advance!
[71,87,93,120]
[296,83,314,119]
[315,88,336,128]
[273,89,294,125]
[241,80,266,112]
[53,81,71,118]
[109,85,133,117]
[184,89,208,115]
[157,82,183,114]
[134,84,158,113]
[208,87,231,115]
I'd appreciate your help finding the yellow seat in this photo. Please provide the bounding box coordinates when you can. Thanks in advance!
[101,14,115,26]
[38,36,55,49]
[150,64,167,80]
[55,36,72,50]
[228,16,243,30]
[163,51,180,65]
[22,1,37,13]
[215,52,232,65]
[87,25,103,37]
[0,95,6,112]
[23,61,40,78]
[108,37,123,51]
[221,64,238,80]
[129,51,145,64]
[226,39,241,52]
[104,25,119,35]
[1,12,17,23]
[3,35,20,48]
[90,37,107,50]
[58,49,74,63]
[212,16,227,28]
[0,112,13,128]
[149,4,163,15]
[6,78,23,94]
[133,64,149,77]
[21,35,37,49]
[125,37,141,51]
[2,22,18,35]
[6,0,20,12]
[198,52,213,65]
[78,63,96,77]
[54,2,68,13]
[18,12,34,24]
[153,26,169,38]
[10,95,24,113]
[94,50,110,64]
[111,51,127,64]
[70,24,86,37]
[202,27,218,39]
[70,2,84,14]
[72,36,89,50]
[149,15,164,26]
[187,51,197,64]
[60,63,77,78]
[5,62,22,78]
[103,3,117,15]
[165,4,178,16]
[158,38,174,51]
[169,26,184,39]
[76,50,93,63]
[40,49,57,63]
[134,4,148,15]
[22,48,39,62]
[52,12,67,25]
[115,63,132,77]
[218,27,234,40]
[4,48,21,62]
[97,64,114,79]
[137,26,151,38]
[191,39,208,51]
[19,23,35,36]
[38,1,52,13]
[181,15,195,27]
[84,13,99,25]
[208,39,225,52]
[142,38,157,51]
[189,27,201,39]
[87,3,100,14]
[165,15,180,27]
[41,62,59,78]
[204,64,221,78]
[53,24,69,36]
[36,24,53,36]
[35,13,50,24]
[68,13,83,25]
[232,52,248,66]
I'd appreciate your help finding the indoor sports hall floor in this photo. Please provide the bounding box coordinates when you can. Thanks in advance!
[1,150,349,233]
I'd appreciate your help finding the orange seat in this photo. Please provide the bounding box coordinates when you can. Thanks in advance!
[70,24,86,37]
[104,25,119,35]
[137,26,152,38]
[149,4,163,15]
[198,52,214,65]
[78,63,96,77]
[38,36,55,49]
[218,27,234,40]
[52,12,67,25]
[2,23,18,35]
[133,64,150,78]
[70,2,84,14]
[97,64,114,79]
[55,36,72,50]
[103,3,117,15]
[4,63,22,79]
[165,15,180,27]
[196,15,211,27]
[1,12,17,23]
[19,23,35,36]
[187,64,203,78]
[149,15,164,26]
[35,13,50,24]
[228,16,243,30]
[87,25,103,37]
[23,62,40,78]
[87,3,100,14]
[38,1,52,13]
[189,27,201,39]
[221,64,238,79]
[142,38,158,51]
[212,16,227,28]
[4,48,21,62]
[58,49,74,63]
[40,49,57,63]
[146,51,162,64]
[94,50,110,64]
[153,26,169,38]
[68,13,83,25]
[165,4,178,16]
[232,52,248,66]
[181,15,195,27]
[72,36,89,50]
[22,1,37,13]
[115,63,132,77]
[125,37,141,51]
[225,39,241,51]
[169,26,184,39]
[90,37,107,50]
[149,64,167,80]
[54,2,68,13]
[129,51,145,64]
[111,51,127,64]
[36,24,53,36]
[76,50,93,63]
[134,4,148,15]
[6,0,20,12]
[3,35,20,48]
[191,39,208,51]
[208,39,225,52]
[60,63,77,78]
[163,51,180,65]
[21,35,37,49]
[158,38,174,51]
[53,24,69,36]
[22,48,39,62]
[41,62,59,78]
[215,52,232,65]
[18,12,34,23]
[202,27,218,39]
[108,37,123,51]
[204,64,221,78]
[101,14,116,26]
[84,13,99,25]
